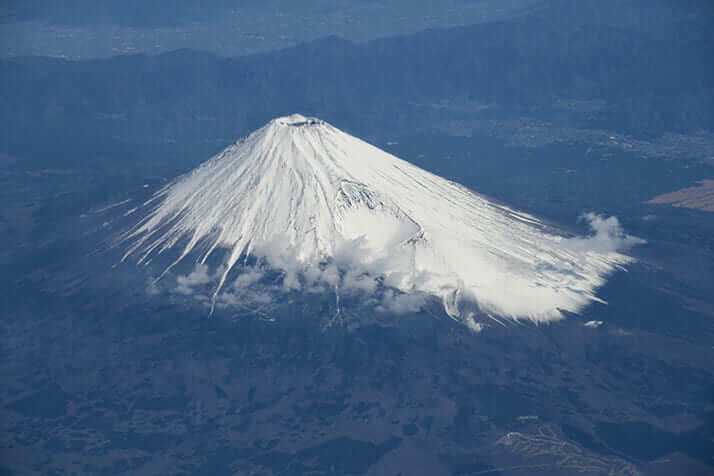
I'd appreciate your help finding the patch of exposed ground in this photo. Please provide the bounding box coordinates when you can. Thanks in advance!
[646,180,714,212]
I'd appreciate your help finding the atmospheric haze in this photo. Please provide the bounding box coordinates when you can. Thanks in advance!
[121,114,643,325]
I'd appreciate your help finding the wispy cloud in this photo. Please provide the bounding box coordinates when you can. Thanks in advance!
[563,213,645,254]
[146,279,161,296]
[155,212,644,327]
[377,290,428,314]
[174,263,213,295]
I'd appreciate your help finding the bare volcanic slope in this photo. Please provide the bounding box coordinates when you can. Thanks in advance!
[121,114,642,324]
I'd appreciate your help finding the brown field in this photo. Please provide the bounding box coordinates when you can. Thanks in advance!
[646,180,714,212]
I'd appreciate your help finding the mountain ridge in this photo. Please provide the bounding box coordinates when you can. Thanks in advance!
[121,114,642,325]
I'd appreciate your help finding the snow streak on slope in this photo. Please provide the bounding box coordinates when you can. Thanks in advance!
[122,114,642,323]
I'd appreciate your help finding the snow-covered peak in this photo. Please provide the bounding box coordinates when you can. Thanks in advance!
[122,114,642,324]
[271,113,324,127]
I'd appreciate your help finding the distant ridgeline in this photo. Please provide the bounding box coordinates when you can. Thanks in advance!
[1,3,712,169]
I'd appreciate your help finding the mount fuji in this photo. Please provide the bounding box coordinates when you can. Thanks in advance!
[121,114,642,325]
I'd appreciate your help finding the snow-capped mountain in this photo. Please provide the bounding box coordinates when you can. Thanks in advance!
[122,114,641,324]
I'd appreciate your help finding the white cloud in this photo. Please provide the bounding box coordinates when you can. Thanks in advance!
[563,213,646,254]
[232,267,264,289]
[342,269,378,294]
[584,320,603,328]
[174,263,212,295]
[155,213,645,324]
[377,289,428,314]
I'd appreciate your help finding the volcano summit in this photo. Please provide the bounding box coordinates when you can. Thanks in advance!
[122,114,641,324]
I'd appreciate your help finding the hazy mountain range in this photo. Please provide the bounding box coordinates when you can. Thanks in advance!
[1,1,712,180]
